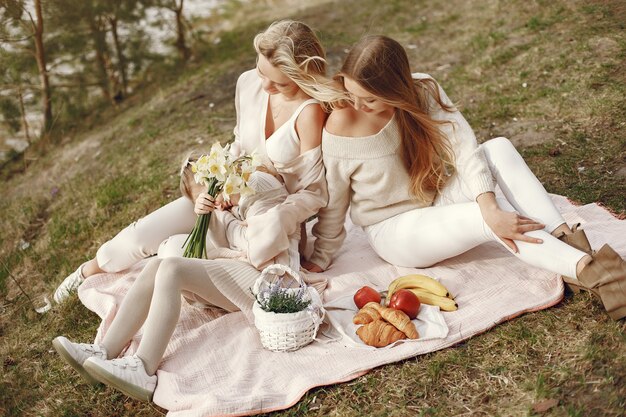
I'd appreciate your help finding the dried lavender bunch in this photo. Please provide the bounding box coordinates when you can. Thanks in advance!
[253,279,311,314]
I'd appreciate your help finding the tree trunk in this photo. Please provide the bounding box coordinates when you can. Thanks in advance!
[109,16,128,97]
[17,85,31,144]
[89,17,113,104]
[174,0,190,62]
[33,0,52,137]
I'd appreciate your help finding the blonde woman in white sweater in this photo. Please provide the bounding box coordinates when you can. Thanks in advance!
[51,21,343,401]
[303,35,626,321]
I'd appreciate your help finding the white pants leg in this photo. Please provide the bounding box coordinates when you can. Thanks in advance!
[96,197,196,272]
[364,137,585,278]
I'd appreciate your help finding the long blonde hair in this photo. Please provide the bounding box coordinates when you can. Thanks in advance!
[339,35,456,201]
[254,20,348,111]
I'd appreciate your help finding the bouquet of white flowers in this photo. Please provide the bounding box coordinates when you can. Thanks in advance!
[183,142,262,258]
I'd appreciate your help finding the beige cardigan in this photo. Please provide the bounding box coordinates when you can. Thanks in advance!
[206,69,328,290]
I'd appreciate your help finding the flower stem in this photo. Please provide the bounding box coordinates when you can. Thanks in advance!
[183,178,221,259]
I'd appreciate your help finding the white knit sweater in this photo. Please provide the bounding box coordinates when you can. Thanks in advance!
[310,73,494,270]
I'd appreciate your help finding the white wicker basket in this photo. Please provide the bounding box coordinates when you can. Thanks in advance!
[252,264,324,352]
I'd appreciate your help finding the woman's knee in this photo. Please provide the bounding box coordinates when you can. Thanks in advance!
[482,137,522,167]
[157,234,187,259]
[133,258,161,287]
[99,222,155,262]
[154,257,187,291]
[483,136,514,154]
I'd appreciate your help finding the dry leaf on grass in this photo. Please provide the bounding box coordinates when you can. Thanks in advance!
[532,398,559,413]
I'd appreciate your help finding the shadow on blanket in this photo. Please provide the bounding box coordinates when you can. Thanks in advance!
[77,194,625,417]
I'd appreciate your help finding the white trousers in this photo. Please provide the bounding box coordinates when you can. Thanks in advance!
[364,137,585,278]
[95,172,288,272]
[96,197,197,272]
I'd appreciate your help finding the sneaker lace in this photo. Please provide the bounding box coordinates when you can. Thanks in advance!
[81,343,105,356]
[112,355,141,370]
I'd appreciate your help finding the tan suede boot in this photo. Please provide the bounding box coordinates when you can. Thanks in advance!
[557,223,592,254]
[577,244,626,321]
[558,223,593,293]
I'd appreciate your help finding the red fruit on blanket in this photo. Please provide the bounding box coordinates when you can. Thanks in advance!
[353,286,382,309]
[388,289,421,319]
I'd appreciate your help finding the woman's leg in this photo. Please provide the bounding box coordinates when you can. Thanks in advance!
[365,196,585,278]
[54,197,196,303]
[100,258,162,358]
[481,137,567,233]
[96,197,196,273]
[134,257,237,375]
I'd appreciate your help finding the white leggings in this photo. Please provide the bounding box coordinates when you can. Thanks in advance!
[100,257,258,375]
[364,137,586,278]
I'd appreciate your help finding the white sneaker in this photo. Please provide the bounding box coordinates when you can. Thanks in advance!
[52,336,108,385]
[53,264,85,304]
[83,355,157,402]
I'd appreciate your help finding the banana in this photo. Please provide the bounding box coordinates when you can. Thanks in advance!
[387,274,451,301]
[406,288,458,312]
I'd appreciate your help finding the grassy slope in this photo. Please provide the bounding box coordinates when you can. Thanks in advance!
[1,0,625,416]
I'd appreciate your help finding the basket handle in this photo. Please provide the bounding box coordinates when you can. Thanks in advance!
[253,264,305,294]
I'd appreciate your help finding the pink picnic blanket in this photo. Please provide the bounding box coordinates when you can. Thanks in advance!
[78,194,625,416]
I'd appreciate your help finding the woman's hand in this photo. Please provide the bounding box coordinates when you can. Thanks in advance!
[194,193,216,215]
[215,193,240,210]
[301,259,324,273]
[477,192,545,253]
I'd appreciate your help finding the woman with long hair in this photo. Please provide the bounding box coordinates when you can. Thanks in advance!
[52,20,343,401]
[53,20,344,304]
[304,35,625,321]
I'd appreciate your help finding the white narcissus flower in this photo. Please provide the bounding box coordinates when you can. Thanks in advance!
[239,160,255,183]
[209,141,231,162]
[239,185,254,197]
[196,154,210,171]
[250,151,263,167]
[208,162,228,182]
[222,173,243,200]
[209,142,224,158]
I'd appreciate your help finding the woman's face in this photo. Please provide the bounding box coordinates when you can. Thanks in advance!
[343,76,394,116]
[256,54,300,97]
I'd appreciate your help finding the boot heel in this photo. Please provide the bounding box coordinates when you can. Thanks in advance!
[562,277,582,294]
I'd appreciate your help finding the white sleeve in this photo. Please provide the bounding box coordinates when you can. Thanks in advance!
[427,76,494,199]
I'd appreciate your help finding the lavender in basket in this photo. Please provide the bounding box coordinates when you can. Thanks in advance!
[252,277,311,314]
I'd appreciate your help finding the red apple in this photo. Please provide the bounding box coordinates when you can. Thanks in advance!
[388,289,421,319]
[353,286,381,309]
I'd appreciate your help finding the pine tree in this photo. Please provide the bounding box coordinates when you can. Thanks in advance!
[0,0,53,138]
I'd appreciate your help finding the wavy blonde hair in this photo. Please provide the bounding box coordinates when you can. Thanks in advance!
[254,20,348,111]
[339,35,456,201]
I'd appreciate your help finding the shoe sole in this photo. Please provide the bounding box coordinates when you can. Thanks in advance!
[83,359,154,402]
[52,338,100,385]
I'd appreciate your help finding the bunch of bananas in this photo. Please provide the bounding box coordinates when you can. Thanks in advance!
[386,274,458,311]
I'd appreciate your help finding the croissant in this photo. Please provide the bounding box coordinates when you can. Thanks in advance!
[353,302,383,325]
[356,319,406,347]
[368,302,419,339]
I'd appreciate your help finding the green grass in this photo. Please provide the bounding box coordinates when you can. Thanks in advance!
[1,0,625,416]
